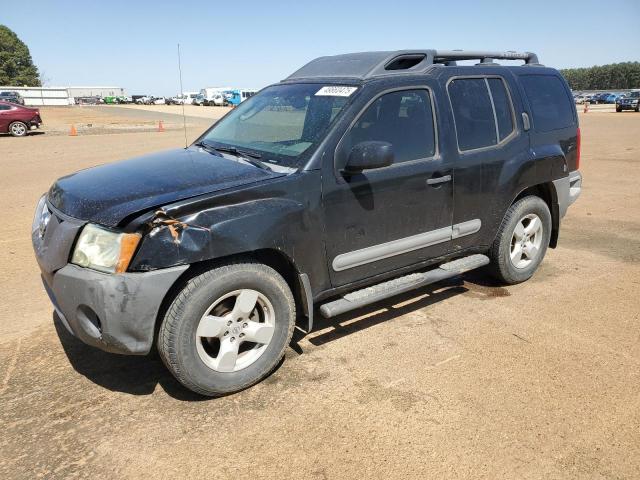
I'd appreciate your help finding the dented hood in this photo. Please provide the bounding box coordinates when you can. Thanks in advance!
[48,147,283,226]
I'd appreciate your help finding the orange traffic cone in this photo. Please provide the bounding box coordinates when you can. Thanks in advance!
[69,124,78,136]
[583,102,589,113]
[157,120,165,132]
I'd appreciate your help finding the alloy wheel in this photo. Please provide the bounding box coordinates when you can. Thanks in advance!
[195,289,275,372]
[510,213,543,269]
[10,122,27,136]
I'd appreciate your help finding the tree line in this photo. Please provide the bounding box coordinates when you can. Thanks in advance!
[560,62,640,91]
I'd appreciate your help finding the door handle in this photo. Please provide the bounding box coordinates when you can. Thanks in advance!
[427,175,452,185]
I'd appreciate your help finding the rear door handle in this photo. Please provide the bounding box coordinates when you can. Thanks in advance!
[427,175,452,185]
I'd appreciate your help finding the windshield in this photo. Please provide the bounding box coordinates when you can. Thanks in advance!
[627,92,640,98]
[200,83,355,167]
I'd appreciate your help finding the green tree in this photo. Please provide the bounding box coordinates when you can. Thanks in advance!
[560,62,640,90]
[0,25,41,87]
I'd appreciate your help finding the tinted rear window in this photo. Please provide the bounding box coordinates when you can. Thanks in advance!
[488,78,514,142]
[448,78,497,151]
[520,75,575,132]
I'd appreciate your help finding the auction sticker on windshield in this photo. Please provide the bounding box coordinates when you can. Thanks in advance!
[315,86,358,97]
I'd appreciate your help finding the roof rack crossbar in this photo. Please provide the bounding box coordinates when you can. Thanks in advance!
[433,50,539,65]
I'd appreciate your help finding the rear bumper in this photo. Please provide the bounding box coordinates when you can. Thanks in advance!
[553,170,582,219]
[43,264,187,355]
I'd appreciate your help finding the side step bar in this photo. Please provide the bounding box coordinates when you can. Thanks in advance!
[319,254,489,319]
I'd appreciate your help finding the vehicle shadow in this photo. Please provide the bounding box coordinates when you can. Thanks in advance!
[54,273,494,400]
[294,278,468,349]
[53,313,206,402]
[0,131,46,138]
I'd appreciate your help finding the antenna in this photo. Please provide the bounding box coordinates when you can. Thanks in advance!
[177,43,188,149]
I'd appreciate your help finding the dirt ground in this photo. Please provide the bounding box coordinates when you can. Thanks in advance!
[25,104,231,136]
[0,106,639,479]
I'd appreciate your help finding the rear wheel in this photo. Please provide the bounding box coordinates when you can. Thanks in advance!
[9,121,28,137]
[158,261,296,396]
[488,196,551,284]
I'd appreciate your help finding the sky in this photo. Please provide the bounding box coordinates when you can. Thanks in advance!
[2,0,639,96]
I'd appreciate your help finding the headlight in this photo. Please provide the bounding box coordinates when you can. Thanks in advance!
[32,194,49,237]
[71,224,141,274]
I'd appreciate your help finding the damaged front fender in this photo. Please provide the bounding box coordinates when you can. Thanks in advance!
[130,198,310,270]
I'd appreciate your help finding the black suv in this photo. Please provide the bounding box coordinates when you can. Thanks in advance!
[616,91,640,112]
[33,50,582,396]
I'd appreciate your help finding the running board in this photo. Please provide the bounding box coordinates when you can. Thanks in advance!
[319,254,489,319]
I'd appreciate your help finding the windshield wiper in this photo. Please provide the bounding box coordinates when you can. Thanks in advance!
[211,145,273,171]
[194,141,218,154]
[212,145,262,159]
[195,141,272,171]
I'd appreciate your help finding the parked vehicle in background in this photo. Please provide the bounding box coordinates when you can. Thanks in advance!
[32,49,582,396]
[0,100,42,136]
[616,91,640,112]
[168,92,198,105]
[200,87,232,106]
[152,97,166,105]
[223,89,257,106]
[103,96,130,104]
[206,93,226,106]
[132,95,149,104]
[134,96,154,105]
[0,91,25,105]
[75,96,103,105]
[193,94,206,106]
[603,93,620,104]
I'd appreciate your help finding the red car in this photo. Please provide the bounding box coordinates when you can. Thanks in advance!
[0,101,43,137]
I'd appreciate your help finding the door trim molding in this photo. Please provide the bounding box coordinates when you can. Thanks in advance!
[332,219,481,272]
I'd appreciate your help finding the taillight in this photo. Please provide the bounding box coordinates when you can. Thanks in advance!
[575,127,581,170]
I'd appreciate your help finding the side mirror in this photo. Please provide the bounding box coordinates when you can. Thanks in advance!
[344,141,394,174]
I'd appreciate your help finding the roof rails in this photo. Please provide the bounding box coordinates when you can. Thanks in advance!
[433,50,540,66]
[284,50,541,81]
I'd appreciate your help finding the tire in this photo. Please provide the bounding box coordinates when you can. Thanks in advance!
[158,261,296,396]
[487,196,552,285]
[9,121,28,137]
[616,106,622,112]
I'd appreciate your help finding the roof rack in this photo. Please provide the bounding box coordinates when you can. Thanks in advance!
[433,50,539,66]
[285,50,541,81]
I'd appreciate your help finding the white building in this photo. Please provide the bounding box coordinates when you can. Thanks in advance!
[0,86,71,106]
[0,86,127,106]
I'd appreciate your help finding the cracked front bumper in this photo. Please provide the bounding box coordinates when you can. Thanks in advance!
[42,264,187,355]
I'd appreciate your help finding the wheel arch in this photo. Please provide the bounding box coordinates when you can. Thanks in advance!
[512,181,559,248]
[154,248,313,347]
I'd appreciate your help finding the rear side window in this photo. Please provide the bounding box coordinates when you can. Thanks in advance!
[488,78,514,142]
[520,75,574,132]
[448,78,497,151]
[342,89,436,164]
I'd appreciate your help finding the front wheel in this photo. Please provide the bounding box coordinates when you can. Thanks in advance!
[158,261,296,396]
[487,196,552,284]
[616,106,622,112]
[9,121,28,137]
